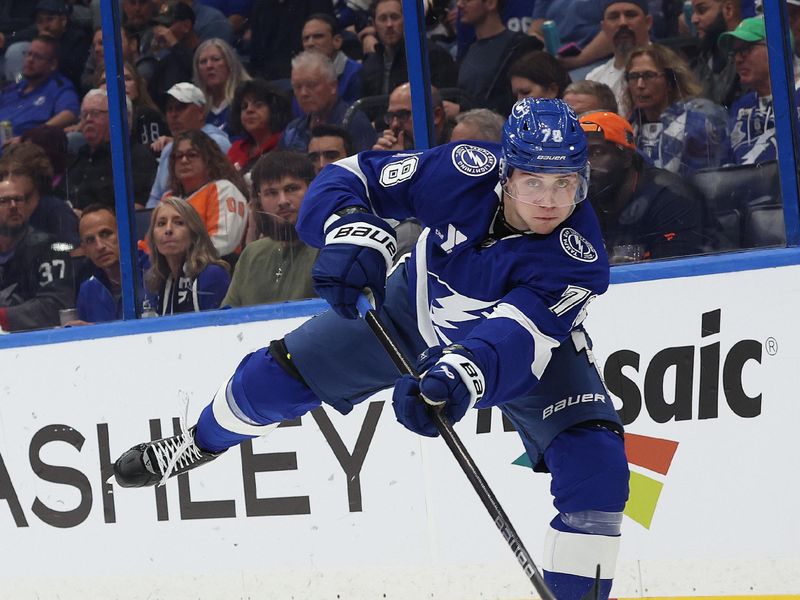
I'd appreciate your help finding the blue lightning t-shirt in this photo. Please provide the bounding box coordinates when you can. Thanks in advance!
[296,141,609,407]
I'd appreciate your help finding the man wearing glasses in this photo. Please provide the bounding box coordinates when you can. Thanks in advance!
[0,178,75,332]
[720,16,800,165]
[0,35,79,141]
[372,82,450,151]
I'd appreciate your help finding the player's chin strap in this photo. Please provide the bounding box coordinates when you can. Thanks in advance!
[355,291,558,600]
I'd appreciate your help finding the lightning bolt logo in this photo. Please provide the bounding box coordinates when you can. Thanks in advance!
[428,272,498,344]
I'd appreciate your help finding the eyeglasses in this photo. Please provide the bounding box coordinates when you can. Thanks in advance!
[24,50,50,62]
[0,193,30,208]
[729,42,766,58]
[383,109,412,125]
[173,150,201,162]
[624,70,664,83]
[81,108,109,120]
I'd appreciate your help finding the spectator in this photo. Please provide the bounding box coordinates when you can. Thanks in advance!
[689,0,743,107]
[144,196,230,314]
[193,37,251,131]
[0,177,75,332]
[360,0,456,98]
[307,124,354,174]
[81,27,139,95]
[372,82,451,150]
[179,0,233,44]
[454,0,537,60]
[585,0,653,116]
[282,51,377,153]
[301,13,362,105]
[508,50,571,101]
[64,89,158,211]
[789,0,800,57]
[624,43,729,176]
[122,0,158,40]
[96,59,168,147]
[9,0,92,92]
[146,82,231,207]
[529,0,609,70]
[249,0,336,81]
[223,151,318,306]
[20,125,69,189]
[579,110,707,262]
[74,204,152,323]
[146,1,200,107]
[193,0,254,38]
[0,35,80,138]
[227,79,293,173]
[0,142,79,248]
[563,80,619,115]
[449,108,505,142]
[166,129,248,256]
[719,16,798,165]
[456,0,543,115]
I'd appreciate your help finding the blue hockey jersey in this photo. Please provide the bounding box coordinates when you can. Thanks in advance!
[296,142,610,406]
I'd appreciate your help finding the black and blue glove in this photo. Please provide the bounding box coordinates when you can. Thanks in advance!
[312,211,397,319]
[392,345,487,437]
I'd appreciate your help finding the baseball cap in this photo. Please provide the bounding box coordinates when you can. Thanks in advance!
[602,0,649,16]
[35,0,69,15]
[165,82,206,107]
[788,0,800,6]
[153,1,195,26]
[579,111,636,151]
[718,16,765,52]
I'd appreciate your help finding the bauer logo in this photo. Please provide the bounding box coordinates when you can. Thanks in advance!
[559,227,598,262]
[451,144,497,177]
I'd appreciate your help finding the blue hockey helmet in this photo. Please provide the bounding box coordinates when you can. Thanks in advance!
[501,98,590,206]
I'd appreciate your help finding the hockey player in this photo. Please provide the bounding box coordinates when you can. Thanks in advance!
[113,97,629,600]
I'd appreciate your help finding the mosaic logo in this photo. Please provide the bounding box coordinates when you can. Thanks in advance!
[513,432,679,529]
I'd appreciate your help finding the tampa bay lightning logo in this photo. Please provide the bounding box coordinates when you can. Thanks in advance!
[559,228,598,262]
[429,272,498,344]
[451,144,497,177]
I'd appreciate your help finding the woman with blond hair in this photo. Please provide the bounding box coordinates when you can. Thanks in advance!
[193,38,252,132]
[145,197,231,314]
[165,129,249,257]
[623,43,729,176]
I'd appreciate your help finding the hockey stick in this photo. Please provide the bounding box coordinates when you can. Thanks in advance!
[356,294,557,600]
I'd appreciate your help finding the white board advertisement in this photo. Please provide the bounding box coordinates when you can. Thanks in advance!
[1,267,798,599]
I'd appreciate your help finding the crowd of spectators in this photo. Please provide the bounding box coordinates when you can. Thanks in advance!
[0,0,793,332]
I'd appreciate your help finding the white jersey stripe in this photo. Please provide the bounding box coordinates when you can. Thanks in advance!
[542,525,620,579]
[487,302,559,378]
[414,228,439,347]
[211,378,280,436]
[334,155,372,208]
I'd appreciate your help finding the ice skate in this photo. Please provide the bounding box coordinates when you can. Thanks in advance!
[113,426,224,488]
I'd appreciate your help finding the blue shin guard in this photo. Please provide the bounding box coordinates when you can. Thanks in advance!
[542,426,629,600]
[195,346,322,452]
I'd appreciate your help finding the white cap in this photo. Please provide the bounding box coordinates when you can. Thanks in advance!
[788,0,800,5]
[165,82,206,107]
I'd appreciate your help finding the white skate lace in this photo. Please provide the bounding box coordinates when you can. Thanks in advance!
[151,428,204,487]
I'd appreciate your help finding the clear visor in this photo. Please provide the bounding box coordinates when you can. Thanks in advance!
[502,167,589,208]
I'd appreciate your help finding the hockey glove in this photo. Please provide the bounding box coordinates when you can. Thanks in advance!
[392,345,486,437]
[312,212,397,319]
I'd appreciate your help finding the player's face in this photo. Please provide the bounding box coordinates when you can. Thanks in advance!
[80,209,120,271]
[308,136,347,174]
[503,170,577,234]
[257,176,308,226]
[511,76,558,102]
[153,204,191,258]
